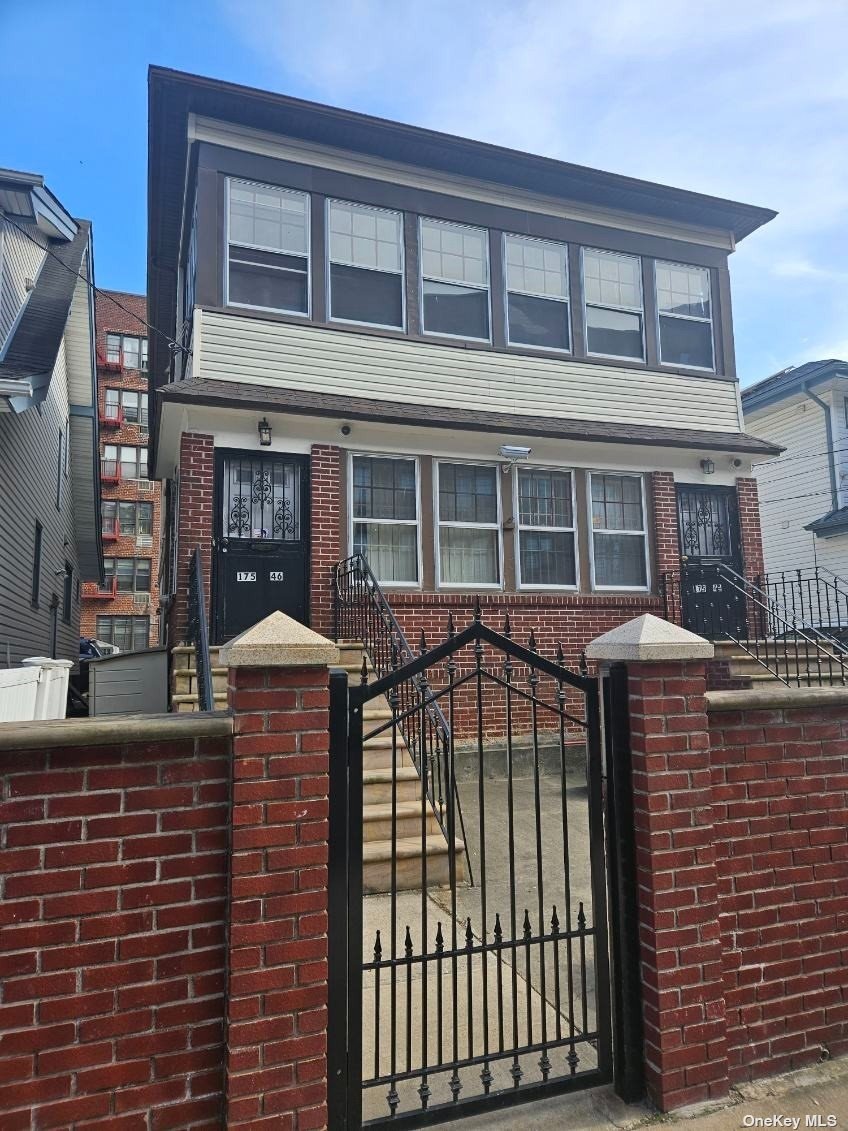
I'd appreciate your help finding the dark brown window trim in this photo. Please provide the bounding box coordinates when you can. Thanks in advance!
[201,302,738,383]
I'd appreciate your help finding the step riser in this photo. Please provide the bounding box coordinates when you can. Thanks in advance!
[363,750,414,771]
[364,781,421,805]
[363,815,442,841]
[363,850,463,895]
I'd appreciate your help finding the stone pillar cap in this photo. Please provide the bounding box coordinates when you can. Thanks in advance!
[219,611,340,668]
[585,613,713,662]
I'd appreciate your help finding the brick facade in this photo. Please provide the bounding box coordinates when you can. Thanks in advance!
[170,433,215,644]
[309,444,342,636]
[650,471,681,580]
[736,476,765,583]
[80,290,162,649]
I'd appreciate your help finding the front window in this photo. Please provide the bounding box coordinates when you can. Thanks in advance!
[351,456,419,584]
[329,200,404,328]
[420,219,490,341]
[589,473,648,589]
[583,249,644,360]
[437,462,500,586]
[96,615,149,651]
[517,468,576,588]
[656,261,714,370]
[227,179,310,315]
[505,235,570,351]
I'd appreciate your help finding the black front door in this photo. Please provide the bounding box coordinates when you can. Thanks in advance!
[213,450,309,642]
[676,483,746,638]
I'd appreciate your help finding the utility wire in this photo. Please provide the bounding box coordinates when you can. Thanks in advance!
[753,443,848,469]
[3,213,191,360]
[759,488,833,505]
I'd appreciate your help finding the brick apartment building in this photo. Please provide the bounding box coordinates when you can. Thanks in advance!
[80,291,162,650]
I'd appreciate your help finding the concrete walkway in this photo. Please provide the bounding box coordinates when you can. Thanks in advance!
[448,1056,848,1130]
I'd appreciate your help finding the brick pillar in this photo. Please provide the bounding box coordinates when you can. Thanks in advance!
[587,616,727,1112]
[310,445,341,636]
[221,612,339,1129]
[651,471,681,580]
[736,477,765,583]
[173,432,214,642]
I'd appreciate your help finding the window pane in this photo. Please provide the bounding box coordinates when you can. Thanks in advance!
[105,389,120,410]
[139,449,148,478]
[123,338,140,369]
[591,474,644,531]
[229,248,308,313]
[140,394,149,426]
[583,250,641,309]
[116,560,134,590]
[119,447,137,477]
[440,528,499,585]
[353,457,416,521]
[132,619,149,650]
[656,263,710,319]
[594,532,647,587]
[329,201,402,273]
[518,469,572,527]
[229,182,308,255]
[520,531,576,586]
[659,315,713,368]
[586,307,643,358]
[118,502,136,531]
[353,523,418,583]
[422,280,489,339]
[421,220,488,286]
[505,235,567,298]
[507,292,570,350]
[439,464,497,524]
[136,561,151,592]
[330,263,403,327]
[122,391,139,421]
[140,340,148,370]
[137,504,153,535]
[106,334,121,363]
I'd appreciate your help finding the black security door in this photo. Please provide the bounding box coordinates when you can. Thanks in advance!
[676,484,746,638]
[213,450,309,641]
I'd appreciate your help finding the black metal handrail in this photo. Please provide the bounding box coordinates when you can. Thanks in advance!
[761,567,848,648]
[661,562,848,686]
[187,548,214,712]
[333,554,472,875]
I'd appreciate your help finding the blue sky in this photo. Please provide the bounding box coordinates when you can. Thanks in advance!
[2,0,847,385]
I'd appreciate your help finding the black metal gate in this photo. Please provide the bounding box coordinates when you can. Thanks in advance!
[328,614,615,1128]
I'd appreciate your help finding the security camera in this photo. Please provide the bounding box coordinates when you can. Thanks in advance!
[730,457,743,469]
[499,445,531,460]
[340,423,352,437]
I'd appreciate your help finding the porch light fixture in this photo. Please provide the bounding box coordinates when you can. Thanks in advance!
[499,444,532,472]
[258,418,272,447]
[700,458,715,475]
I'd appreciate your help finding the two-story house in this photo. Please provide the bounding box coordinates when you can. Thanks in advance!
[0,167,102,665]
[80,290,162,651]
[147,67,779,673]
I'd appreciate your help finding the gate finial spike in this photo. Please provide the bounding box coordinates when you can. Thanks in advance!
[503,611,512,637]
[551,906,560,933]
[577,902,586,931]
[493,913,503,943]
[419,628,427,654]
[435,921,444,952]
[465,917,473,946]
[523,909,532,938]
[404,925,413,956]
[579,650,589,676]
[528,629,538,652]
[446,611,455,638]
[556,641,565,665]
[360,655,369,686]
[374,929,382,962]
[473,595,482,622]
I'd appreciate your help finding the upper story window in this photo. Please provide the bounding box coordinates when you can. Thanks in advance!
[583,249,644,361]
[655,262,714,370]
[351,455,419,584]
[516,468,576,588]
[227,179,310,315]
[328,200,404,328]
[104,388,148,426]
[103,444,147,480]
[505,235,570,352]
[106,333,148,371]
[436,462,501,587]
[104,557,151,593]
[420,219,490,341]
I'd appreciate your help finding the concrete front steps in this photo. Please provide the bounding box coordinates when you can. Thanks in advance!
[338,640,465,895]
[171,645,228,712]
[713,639,848,687]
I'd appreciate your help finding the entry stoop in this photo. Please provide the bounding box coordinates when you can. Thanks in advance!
[337,640,465,895]
[170,645,228,712]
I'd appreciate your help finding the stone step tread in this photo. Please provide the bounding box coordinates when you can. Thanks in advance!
[363,835,464,863]
[362,801,436,822]
[363,767,420,785]
[171,692,228,705]
[173,666,228,676]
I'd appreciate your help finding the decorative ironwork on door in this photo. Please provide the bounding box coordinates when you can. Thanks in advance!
[328,612,612,1129]
[677,485,738,562]
[221,453,301,542]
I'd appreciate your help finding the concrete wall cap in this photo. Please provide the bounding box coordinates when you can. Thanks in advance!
[585,613,714,662]
[219,611,340,668]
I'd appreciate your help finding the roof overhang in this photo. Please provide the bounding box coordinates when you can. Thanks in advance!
[0,168,78,241]
[805,506,848,539]
[742,360,848,416]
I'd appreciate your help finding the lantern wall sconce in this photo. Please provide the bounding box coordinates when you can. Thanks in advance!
[700,458,715,475]
[258,418,272,447]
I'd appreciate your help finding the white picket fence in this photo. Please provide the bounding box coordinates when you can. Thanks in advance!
[0,659,73,723]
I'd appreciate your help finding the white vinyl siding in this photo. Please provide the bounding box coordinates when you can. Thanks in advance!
[0,217,48,352]
[198,310,742,434]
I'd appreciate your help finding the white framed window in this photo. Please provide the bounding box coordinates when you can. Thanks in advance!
[103,444,147,480]
[436,461,501,588]
[655,261,714,371]
[582,248,644,361]
[328,200,404,328]
[104,557,151,593]
[515,467,577,589]
[106,333,147,370]
[504,234,570,352]
[225,178,310,316]
[420,218,490,341]
[96,615,149,652]
[350,454,420,585]
[588,473,649,591]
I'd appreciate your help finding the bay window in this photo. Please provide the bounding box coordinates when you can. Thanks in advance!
[505,235,570,351]
[227,179,309,315]
[589,473,649,589]
[329,200,404,327]
[351,456,419,584]
[437,462,501,586]
[656,261,714,370]
[420,219,490,340]
[583,249,644,360]
[516,468,576,588]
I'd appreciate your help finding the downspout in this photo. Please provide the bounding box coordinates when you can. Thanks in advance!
[803,382,839,512]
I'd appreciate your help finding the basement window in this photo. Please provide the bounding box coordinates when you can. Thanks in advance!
[226,179,310,316]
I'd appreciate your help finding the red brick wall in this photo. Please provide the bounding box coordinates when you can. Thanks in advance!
[709,698,848,1082]
[225,664,330,1128]
[736,476,765,583]
[171,433,215,643]
[650,471,681,580]
[310,445,341,636]
[0,725,231,1129]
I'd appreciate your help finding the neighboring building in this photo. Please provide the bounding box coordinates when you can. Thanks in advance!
[0,168,102,664]
[80,290,161,650]
[742,360,848,577]
[147,67,779,661]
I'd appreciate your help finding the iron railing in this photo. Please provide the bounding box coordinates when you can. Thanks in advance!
[761,567,848,645]
[187,548,214,712]
[661,562,848,686]
[333,554,472,875]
